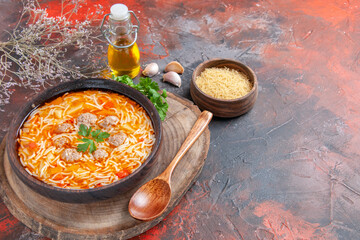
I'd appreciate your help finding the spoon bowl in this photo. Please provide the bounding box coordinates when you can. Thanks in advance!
[129,179,171,220]
[128,111,213,221]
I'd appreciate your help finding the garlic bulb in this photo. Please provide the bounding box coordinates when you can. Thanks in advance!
[142,63,159,77]
[165,61,184,74]
[163,71,181,87]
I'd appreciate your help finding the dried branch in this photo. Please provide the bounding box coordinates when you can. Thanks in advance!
[0,0,108,111]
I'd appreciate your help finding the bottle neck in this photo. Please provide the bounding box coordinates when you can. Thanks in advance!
[109,15,132,36]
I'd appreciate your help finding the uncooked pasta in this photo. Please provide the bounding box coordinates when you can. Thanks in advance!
[195,67,252,100]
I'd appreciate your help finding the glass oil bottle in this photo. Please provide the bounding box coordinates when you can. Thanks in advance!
[101,4,140,78]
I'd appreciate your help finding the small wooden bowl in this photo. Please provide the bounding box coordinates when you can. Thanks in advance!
[6,78,162,203]
[190,58,258,118]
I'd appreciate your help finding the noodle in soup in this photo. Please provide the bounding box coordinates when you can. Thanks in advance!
[17,90,155,189]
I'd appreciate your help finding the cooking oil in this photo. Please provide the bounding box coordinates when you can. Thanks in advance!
[100,4,141,79]
[108,38,140,79]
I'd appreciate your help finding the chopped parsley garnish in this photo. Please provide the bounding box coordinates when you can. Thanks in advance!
[91,130,110,142]
[77,124,110,153]
[77,138,96,153]
[78,124,92,137]
[113,75,169,121]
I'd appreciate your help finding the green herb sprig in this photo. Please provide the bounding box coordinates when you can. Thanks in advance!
[77,124,110,154]
[113,75,169,121]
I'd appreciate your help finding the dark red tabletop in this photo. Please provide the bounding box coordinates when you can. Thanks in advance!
[1,0,360,239]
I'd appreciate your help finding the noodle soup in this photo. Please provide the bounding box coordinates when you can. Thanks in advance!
[17,90,155,189]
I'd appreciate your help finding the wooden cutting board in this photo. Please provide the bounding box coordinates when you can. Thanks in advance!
[0,93,210,240]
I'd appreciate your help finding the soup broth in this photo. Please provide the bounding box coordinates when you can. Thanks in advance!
[17,90,155,189]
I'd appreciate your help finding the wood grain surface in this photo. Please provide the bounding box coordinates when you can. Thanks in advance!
[0,93,211,240]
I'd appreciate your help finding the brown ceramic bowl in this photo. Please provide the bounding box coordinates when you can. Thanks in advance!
[6,78,162,203]
[190,58,258,118]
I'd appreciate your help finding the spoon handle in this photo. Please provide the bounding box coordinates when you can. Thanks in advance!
[159,110,213,182]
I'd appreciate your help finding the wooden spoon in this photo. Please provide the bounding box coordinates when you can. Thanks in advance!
[128,110,213,221]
